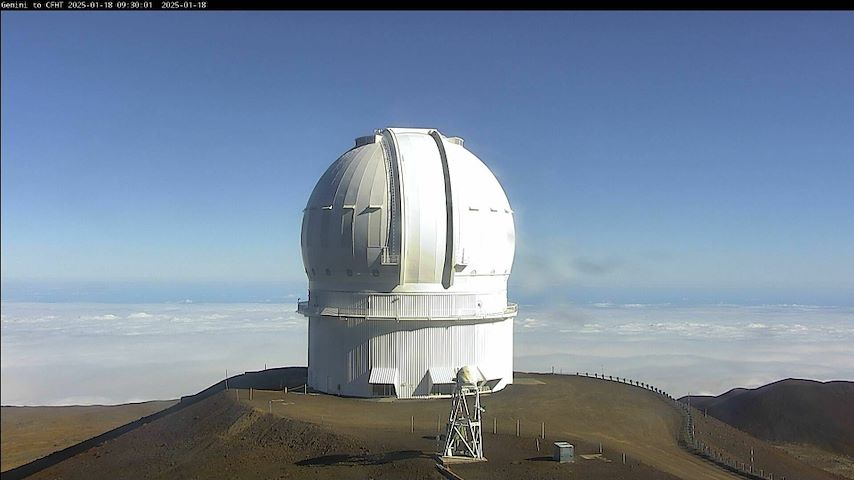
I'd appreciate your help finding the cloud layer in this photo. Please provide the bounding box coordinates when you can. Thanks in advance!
[1,303,305,405]
[515,303,854,396]
[1,302,852,404]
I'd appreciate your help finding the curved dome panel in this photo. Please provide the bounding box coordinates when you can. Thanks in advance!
[446,142,515,281]
[300,139,396,289]
[393,129,449,288]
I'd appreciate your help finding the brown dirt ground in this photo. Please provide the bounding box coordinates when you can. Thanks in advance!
[0,400,176,471]
[26,392,395,480]
[239,373,741,480]
[25,385,685,480]
[10,372,839,480]
[689,407,847,480]
[776,443,854,479]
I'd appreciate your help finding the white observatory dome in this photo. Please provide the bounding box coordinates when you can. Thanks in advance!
[298,127,517,399]
[301,127,515,317]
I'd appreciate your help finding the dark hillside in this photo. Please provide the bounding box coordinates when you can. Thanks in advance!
[683,379,854,456]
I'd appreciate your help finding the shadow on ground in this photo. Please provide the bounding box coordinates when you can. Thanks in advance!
[296,450,431,466]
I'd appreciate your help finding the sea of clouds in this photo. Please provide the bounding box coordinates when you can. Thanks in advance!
[515,303,854,397]
[1,302,852,405]
[0,303,306,406]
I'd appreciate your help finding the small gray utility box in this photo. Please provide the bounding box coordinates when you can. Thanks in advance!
[553,442,575,463]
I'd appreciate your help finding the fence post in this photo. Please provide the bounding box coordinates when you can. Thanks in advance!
[516,419,520,437]
[493,417,497,435]
[541,422,545,439]
[411,416,414,433]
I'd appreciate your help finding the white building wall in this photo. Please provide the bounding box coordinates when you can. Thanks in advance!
[307,316,514,398]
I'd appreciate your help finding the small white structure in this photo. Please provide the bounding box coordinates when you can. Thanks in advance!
[298,128,516,398]
[442,365,486,460]
[553,442,575,463]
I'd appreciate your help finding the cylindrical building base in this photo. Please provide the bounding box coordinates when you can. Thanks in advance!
[307,316,514,398]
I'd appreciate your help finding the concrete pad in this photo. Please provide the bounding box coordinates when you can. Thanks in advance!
[439,455,488,465]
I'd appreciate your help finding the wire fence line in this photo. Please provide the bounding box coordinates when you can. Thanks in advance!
[574,371,784,480]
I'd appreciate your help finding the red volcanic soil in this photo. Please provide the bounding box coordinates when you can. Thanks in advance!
[682,379,854,457]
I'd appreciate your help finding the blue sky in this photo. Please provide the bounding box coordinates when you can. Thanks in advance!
[2,12,853,305]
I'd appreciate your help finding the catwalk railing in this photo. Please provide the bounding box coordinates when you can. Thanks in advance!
[297,296,517,321]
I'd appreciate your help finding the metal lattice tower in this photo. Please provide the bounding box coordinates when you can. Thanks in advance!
[442,372,484,459]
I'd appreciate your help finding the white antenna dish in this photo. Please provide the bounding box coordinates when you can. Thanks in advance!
[456,365,485,387]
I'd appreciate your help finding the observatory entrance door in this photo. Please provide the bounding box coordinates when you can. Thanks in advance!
[371,384,396,397]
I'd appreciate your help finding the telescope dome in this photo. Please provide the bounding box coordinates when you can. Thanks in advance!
[301,128,515,317]
[298,127,517,399]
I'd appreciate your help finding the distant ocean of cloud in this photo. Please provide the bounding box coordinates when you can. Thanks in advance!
[1,302,852,405]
